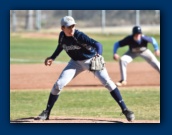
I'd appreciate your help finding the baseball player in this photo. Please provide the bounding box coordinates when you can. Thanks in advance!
[113,26,160,86]
[35,16,135,122]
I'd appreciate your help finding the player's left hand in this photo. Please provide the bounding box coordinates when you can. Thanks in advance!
[154,50,160,57]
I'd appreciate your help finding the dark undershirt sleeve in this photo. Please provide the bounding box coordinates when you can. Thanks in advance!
[94,42,103,55]
[50,45,63,60]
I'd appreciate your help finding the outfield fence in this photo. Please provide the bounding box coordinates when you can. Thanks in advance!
[10,10,160,34]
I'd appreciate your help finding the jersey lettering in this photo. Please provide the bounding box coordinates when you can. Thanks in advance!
[81,43,92,50]
[62,44,81,52]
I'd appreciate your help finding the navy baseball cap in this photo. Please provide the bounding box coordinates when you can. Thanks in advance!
[61,16,76,27]
[132,26,142,35]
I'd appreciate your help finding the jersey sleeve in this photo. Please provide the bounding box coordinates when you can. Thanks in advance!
[77,31,98,45]
[143,35,159,51]
[113,42,120,54]
[76,31,103,55]
[151,37,159,51]
[50,32,64,60]
[118,36,130,47]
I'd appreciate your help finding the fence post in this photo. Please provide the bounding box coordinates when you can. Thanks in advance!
[136,10,140,26]
[25,10,34,30]
[11,10,17,32]
[102,10,106,34]
[68,10,72,16]
[36,10,41,30]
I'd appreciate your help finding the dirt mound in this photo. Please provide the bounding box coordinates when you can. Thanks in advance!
[10,116,160,123]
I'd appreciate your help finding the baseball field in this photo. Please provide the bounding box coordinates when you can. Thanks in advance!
[10,32,160,123]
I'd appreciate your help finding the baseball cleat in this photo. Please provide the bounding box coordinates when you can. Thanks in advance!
[34,110,50,120]
[122,109,135,122]
[116,80,127,87]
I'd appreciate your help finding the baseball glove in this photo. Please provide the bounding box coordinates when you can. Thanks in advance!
[90,55,105,71]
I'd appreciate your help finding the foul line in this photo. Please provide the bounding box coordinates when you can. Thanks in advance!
[10,58,66,64]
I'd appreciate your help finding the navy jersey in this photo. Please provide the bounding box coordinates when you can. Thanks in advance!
[119,35,153,51]
[50,30,102,61]
[113,35,159,54]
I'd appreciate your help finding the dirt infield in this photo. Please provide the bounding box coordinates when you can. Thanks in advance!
[10,62,160,123]
[10,116,160,123]
[10,62,160,90]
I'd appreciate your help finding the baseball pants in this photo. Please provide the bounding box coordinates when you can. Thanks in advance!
[51,58,117,95]
[119,49,160,81]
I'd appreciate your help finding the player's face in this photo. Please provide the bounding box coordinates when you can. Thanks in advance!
[62,25,75,36]
[133,34,142,41]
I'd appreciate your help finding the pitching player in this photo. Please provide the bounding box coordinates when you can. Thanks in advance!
[35,16,135,122]
[113,26,160,86]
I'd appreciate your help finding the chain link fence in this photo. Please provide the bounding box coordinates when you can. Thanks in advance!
[10,10,160,34]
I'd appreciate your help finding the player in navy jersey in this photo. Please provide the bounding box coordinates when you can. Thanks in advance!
[113,26,160,86]
[35,16,135,122]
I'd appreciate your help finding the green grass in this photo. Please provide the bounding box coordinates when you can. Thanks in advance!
[10,88,160,120]
[10,35,70,63]
[10,33,160,64]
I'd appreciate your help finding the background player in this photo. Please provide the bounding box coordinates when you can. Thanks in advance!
[113,26,160,86]
[35,16,135,121]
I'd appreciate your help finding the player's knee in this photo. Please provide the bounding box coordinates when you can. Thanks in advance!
[120,57,128,63]
[120,59,128,67]
[120,56,127,62]
[104,80,116,92]
[51,82,63,95]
